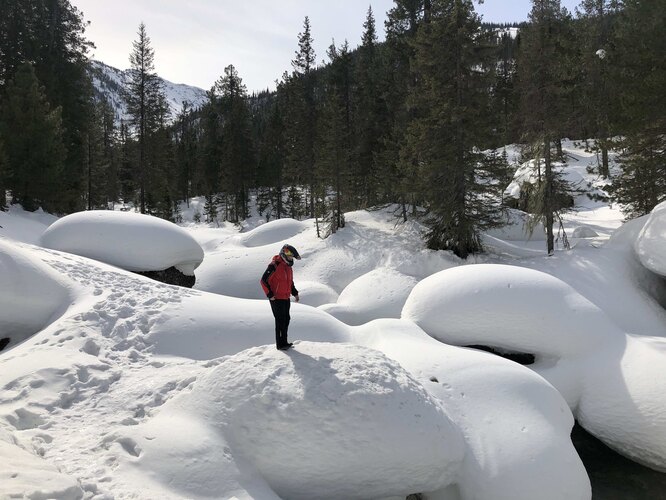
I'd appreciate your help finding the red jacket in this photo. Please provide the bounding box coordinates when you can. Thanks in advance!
[260,255,298,300]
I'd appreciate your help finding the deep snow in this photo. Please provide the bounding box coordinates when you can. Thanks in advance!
[1,140,665,499]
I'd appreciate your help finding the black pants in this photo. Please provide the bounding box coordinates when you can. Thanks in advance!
[270,299,291,348]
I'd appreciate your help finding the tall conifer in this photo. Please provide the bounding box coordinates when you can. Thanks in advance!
[0,63,65,212]
[407,0,508,258]
[125,22,165,214]
[517,0,572,254]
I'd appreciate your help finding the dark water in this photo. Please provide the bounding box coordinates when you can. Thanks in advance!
[571,423,666,500]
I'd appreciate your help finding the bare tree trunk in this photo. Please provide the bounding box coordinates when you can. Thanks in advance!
[544,137,555,255]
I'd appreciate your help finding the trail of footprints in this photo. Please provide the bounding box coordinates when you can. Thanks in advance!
[3,255,204,498]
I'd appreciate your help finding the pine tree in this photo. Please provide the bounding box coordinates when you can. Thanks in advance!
[0,62,65,212]
[517,0,573,254]
[383,0,430,220]
[489,29,520,146]
[284,16,317,218]
[125,22,166,214]
[609,0,666,217]
[574,0,620,177]
[117,121,135,207]
[407,0,508,258]
[214,65,255,222]
[257,98,286,219]
[354,6,387,207]
[1,0,94,213]
[315,40,353,237]
[199,88,223,199]
[174,101,198,207]
[82,96,120,210]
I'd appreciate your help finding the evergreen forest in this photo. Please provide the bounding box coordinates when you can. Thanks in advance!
[0,0,664,258]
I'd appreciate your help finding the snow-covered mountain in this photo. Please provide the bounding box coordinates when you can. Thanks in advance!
[89,60,208,125]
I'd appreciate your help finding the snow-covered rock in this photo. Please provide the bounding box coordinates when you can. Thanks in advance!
[635,201,666,277]
[402,264,610,358]
[40,211,204,276]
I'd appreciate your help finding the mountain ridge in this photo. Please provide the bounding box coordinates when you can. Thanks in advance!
[89,60,208,125]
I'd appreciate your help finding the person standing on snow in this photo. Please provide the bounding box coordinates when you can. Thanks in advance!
[260,244,301,350]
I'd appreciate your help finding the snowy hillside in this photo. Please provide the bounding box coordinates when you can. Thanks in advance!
[89,60,208,125]
[1,140,666,499]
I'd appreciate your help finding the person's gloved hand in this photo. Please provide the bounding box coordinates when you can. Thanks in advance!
[294,294,300,303]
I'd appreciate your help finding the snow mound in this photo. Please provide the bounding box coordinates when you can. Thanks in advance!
[238,218,308,247]
[320,268,418,325]
[194,246,275,299]
[190,342,464,500]
[0,240,72,349]
[40,210,204,275]
[402,264,613,358]
[635,201,666,277]
[572,226,599,238]
[146,291,349,360]
[295,280,338,307]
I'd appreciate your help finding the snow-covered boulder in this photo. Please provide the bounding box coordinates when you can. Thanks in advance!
[40,211,204,279]
[635,201,666,277]
[319,268,418,325]
[402,264,610,358]
[0,240,72,350]
[190,342,464,499]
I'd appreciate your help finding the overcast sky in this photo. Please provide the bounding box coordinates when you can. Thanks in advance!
[72,0,581,93]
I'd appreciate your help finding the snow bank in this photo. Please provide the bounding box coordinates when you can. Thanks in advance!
[0,205,58,245]
[0,240,72,349]
[635,201,666,277]
[190,342,464,500]
[40,210,204,275]
[319,268,418,325]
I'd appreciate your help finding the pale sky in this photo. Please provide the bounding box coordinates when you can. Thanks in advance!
[72,0,581,93]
